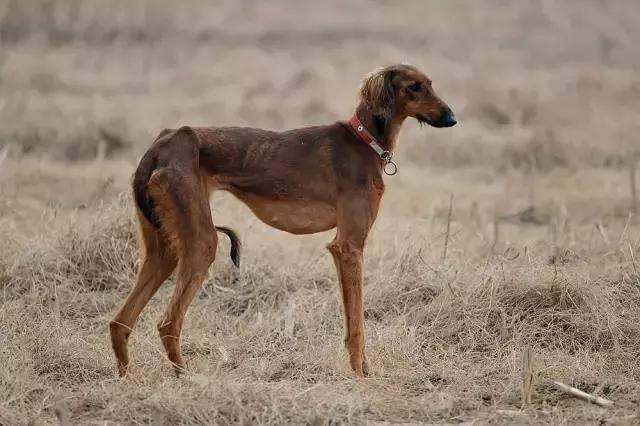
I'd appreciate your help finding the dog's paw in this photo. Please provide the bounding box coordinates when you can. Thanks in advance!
[361,356,371,377]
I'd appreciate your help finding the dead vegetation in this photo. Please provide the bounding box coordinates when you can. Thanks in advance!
[1,166,639,424]
[1,0,640,424]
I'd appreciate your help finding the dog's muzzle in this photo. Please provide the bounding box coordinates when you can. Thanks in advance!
[435,108,457,128]
[417,107,457,128]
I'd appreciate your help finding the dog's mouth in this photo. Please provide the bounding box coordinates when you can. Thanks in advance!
[416,114,431,127]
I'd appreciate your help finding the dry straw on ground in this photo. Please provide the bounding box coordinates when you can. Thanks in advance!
[2,166,639,424]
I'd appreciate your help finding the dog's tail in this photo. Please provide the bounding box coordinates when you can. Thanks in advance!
[133,150,161,228]
[214,226,241,267]
[132,131,241,267]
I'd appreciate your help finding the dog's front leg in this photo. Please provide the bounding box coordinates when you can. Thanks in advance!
[328,237,368,376]
[328,185,381,375]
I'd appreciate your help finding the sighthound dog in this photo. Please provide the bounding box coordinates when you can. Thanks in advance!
[110,64,456,377]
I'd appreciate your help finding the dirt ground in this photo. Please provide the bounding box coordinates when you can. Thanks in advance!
[1,1,640,424]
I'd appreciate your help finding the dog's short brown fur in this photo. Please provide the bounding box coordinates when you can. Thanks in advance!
[110,64,456,377]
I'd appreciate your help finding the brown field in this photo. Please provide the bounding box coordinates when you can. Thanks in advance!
[1,1,640,424]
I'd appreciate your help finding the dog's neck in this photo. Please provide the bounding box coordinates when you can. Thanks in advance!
[354,103,406,153]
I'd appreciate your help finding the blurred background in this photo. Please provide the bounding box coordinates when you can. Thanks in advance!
[1,0,639,168]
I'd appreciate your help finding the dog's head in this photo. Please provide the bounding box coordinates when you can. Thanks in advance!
[359,64,456,128]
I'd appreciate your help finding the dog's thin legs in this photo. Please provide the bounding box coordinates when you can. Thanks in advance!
[155,172,218,376]
[110,221,176,377]
[157,236,216,375]
[328,236,368,376]
[327,193,378,376]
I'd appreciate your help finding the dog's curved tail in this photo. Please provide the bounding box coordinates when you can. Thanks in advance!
[132,130,241,267]
[214,226,241,267]
[133,150,161,228]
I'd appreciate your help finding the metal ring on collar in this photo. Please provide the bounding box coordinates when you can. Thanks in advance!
[383,159,398,176]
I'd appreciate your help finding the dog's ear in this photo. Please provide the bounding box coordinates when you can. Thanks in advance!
[359,68,395,117]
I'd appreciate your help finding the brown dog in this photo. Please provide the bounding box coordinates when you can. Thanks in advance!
[109,63,456,377]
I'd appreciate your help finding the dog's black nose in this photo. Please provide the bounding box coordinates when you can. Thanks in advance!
[439,108,457,127]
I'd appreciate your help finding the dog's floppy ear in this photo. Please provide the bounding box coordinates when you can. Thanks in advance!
[359,68,395,117]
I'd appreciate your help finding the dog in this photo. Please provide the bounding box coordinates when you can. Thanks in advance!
[109,63,456,377]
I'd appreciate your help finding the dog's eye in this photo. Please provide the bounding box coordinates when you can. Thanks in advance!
[408,82,422,93]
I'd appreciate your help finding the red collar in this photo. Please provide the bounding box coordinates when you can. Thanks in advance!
[348,114,397,175]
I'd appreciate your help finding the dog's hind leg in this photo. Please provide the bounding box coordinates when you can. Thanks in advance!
[110,211,177,377]
[153,170,218,375]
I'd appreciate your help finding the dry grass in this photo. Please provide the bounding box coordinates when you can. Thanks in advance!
[1,162,639,424]
[1,0,640,424]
